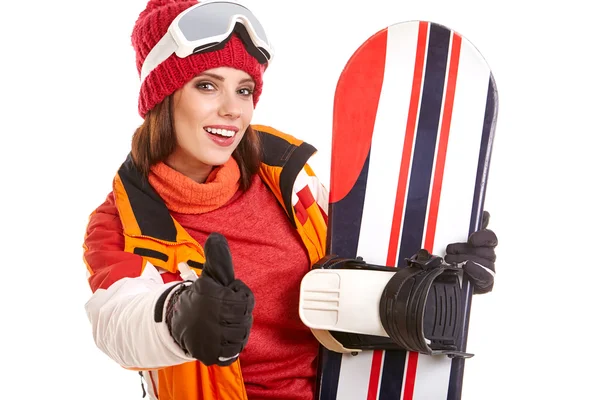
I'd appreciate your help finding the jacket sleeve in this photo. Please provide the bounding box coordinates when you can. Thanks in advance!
[83,193,195,369]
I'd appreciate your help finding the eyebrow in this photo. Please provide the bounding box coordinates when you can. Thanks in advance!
[196,72,255,85]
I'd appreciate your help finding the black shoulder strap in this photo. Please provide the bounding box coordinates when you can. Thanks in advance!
[255,129,317,227]
[117,154,177,242]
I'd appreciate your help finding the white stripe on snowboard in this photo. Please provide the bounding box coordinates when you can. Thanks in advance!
[355,21,419,265]
[429,36,491,257]
[336,352,375,400]
[337,22,420,400]
[410,354,453,399]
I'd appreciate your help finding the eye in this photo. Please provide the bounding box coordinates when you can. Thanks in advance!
[238,87,254,96]
[196,81,216,91]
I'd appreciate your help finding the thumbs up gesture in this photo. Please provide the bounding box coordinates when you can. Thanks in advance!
[167,233,255,366]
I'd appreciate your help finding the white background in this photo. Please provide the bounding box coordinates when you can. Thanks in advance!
[1,0,599,399]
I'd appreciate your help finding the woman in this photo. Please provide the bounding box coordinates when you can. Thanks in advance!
[83,1,498,399]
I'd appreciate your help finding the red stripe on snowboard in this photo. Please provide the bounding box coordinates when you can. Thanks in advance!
[402,352,420,400]
[424,33,462,252]
[367,350,384,400]
[329,29,387,203]
[386,21,429,267]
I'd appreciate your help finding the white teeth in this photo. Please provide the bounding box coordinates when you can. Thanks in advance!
[205,127,235,137]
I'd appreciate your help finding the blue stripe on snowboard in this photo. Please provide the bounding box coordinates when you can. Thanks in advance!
[397,23,451,266]
[377,23,451,400]
[319,150,372,399]
[316,347,343,399]
[468,75,497,236]
[378,350,408,399]
[447,75,497,400]
[328,150,371,258]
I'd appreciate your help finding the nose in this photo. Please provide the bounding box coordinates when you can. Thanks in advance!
[218,92,242,119]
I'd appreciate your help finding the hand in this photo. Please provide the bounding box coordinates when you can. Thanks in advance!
[166,232,255,366]
[444,211,497,294]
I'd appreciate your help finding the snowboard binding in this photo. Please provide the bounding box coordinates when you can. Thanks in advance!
[301,250,473,358]
[379,250,473,358]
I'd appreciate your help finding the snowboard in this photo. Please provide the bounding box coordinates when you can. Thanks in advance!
[314,20,497,400]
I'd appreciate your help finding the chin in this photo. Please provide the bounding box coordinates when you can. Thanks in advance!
[199,152,234,167]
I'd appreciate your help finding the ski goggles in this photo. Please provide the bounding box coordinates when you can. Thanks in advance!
[140,0,273,82]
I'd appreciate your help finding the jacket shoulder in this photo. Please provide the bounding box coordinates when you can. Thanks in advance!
[252,124,305,146]
[252,124,316,168]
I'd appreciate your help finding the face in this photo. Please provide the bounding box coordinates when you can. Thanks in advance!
[166,67,255,182]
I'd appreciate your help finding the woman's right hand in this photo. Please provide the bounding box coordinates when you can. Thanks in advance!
[166,232,255,366]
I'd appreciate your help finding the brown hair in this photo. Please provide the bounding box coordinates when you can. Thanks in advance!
[131,95,262,191]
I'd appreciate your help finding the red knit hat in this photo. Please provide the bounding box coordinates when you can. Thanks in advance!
[132,0,266,118]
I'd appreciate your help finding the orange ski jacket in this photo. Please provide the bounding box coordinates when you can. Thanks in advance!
[84,125,328,399]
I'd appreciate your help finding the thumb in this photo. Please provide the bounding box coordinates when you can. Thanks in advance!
[482,211,490,230]
[202,232,235,286]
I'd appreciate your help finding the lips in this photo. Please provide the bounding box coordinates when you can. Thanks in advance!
[204,126,238,147]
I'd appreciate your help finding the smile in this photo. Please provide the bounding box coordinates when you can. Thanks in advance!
[205,127,236,138]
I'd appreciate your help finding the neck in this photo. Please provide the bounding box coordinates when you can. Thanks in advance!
[165,152,213,184]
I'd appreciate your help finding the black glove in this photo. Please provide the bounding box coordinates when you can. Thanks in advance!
[166,232,255,366]
[444,211,497,294]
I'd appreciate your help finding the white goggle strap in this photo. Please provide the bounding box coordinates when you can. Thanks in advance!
[140,31,178,83]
